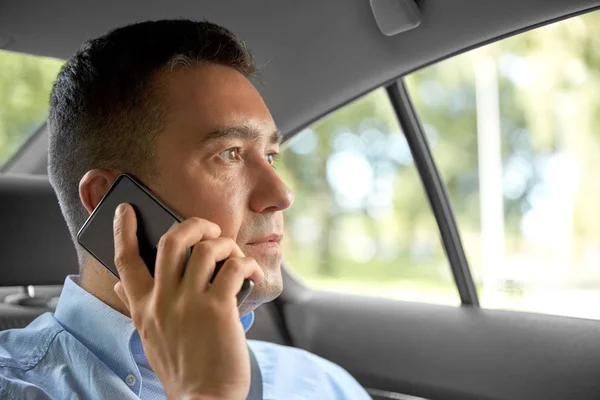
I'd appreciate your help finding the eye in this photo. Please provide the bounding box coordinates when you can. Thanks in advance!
[219,147,241,163]
[266,152,279,167]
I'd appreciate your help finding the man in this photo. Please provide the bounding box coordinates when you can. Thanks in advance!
[0,20,371,399]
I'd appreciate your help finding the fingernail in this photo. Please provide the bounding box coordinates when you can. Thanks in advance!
[115,203,126,220]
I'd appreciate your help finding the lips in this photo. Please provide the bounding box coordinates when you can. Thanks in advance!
[247,234,283,245]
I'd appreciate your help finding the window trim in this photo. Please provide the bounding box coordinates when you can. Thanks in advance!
[386,80,479,306]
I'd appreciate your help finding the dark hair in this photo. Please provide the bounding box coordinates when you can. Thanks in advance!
[48,19,255,262]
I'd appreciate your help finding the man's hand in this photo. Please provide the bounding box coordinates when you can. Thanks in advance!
[112,203,264,400]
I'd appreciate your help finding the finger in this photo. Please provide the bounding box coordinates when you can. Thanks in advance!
[154,217,222,294]
[113,203,153,302]
[182,237,245,293]
[114,281,131,312]
[210,257,264,303]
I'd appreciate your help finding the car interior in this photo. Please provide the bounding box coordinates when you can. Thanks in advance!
[2,1,600,399]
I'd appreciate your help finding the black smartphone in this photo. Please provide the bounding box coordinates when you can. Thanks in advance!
[77,174,254,307]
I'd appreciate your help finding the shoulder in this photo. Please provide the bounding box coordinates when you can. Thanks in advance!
[0,313,64,371]
[248,340,371,398]
[0,374,54,400]
[250,340,351,377]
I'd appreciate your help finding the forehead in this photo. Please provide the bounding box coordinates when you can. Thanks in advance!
[157,63,277,145]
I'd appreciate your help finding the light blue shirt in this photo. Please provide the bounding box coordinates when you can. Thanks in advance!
[0,275,371,399]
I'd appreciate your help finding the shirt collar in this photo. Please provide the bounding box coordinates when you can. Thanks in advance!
[240,308,255,331]
[54,275,255,392]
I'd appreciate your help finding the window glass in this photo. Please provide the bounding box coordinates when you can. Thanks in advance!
[277,88,459,305]
[406,11,600,319]
[0,49,64,168]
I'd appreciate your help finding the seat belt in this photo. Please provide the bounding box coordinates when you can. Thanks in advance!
[247,346,263,400]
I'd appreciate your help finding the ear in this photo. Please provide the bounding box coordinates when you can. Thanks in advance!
[79,169,120,215]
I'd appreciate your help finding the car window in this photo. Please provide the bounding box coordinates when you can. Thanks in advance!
[278,88,460,305]
[0,49,64,168]
[406,10,600,319]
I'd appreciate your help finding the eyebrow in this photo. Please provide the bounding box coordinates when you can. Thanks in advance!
[200,125,282,146]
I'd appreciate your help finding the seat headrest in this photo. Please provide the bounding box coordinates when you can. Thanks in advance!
[0,174,78,286]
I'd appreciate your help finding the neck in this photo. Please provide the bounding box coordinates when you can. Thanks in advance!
[80,261,131,317]
[79,260,258,319]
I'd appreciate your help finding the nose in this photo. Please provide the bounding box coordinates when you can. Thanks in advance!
[249,160,294,213]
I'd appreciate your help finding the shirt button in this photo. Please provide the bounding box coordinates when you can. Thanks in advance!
[125,374,137,386]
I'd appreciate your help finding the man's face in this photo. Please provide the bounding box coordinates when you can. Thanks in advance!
[149,63,293,314]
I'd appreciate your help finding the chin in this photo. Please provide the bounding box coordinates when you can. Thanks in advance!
[239,269,283,316]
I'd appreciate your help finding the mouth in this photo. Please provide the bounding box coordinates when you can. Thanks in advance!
[246,234,283,248]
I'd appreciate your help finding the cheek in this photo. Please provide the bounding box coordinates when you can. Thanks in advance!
[208,184,247,239]
[156,165,249,240]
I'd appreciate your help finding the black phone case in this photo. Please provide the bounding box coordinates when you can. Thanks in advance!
[77,174,253,306]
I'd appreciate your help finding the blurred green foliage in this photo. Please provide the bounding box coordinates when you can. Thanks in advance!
[0,50,63,166]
